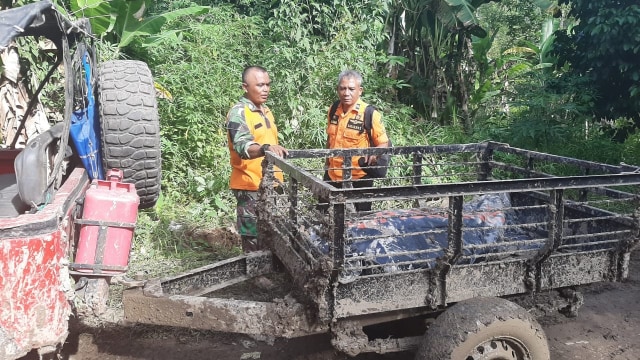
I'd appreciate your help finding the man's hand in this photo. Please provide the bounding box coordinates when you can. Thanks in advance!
[264,144,288,158]
[364,155,378,166]
[248,143,288,159]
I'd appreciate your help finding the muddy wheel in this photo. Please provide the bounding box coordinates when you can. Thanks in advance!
[415,297,550,360]
[97,60,161,209]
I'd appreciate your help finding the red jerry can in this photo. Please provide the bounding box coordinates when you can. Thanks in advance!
[73,169,139,275]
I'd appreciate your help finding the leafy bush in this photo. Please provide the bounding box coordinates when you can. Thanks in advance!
[138,8,265,209]
[140,1,429,208]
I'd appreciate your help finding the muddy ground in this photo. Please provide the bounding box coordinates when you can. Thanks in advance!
[20,251,640,360]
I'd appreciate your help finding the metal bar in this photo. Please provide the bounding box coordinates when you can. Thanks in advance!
[412,153,423,185]
[329,173,640,200]
[532,189,564,292]
[123,287,327,338]
[69,263,127,271]
[477,146,493,181]
[284,143,484,159]
[92,225,108,274]
[495,144,638,173]
[579,168,590,201]
[446,195,464,262]
[441,195,463,305]
[145,252,273,296]
[343,155,353,183]
[332,202,346,271]
[74,218,136,229]
[289,177,298,231]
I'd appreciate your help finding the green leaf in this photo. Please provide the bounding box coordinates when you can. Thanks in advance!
[533,0,556,12]
[70,0,115,36]
[503,46,537,56]
[214,197,227,211]
[507,63,532,77]
[444,0,478,27]
[119,5,210,47]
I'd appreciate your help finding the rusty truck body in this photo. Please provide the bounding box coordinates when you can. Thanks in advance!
[0,2,161,358]
[124,142,640,359]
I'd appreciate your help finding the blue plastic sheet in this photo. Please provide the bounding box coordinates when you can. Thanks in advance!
[310,194,540,278]
[70,50,104,180]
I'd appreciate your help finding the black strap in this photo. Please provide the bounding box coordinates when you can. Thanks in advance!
[329,100,340,120]
[363,104,375,147]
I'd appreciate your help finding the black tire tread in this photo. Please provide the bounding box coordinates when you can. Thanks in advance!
[415,297,550,360]
[97,60,161,209]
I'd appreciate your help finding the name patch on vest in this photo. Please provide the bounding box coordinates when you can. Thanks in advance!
[346,118,364,132]
[255,123,263,130]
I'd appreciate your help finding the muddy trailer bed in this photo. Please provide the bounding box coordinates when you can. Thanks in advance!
[124,142,640,357]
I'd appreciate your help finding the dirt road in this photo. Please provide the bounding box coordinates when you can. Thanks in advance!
[20,253,640,360]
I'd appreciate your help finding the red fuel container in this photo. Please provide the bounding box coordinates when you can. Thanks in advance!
[74,169,139,274]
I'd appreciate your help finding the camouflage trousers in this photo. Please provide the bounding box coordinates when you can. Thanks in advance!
[232,190,264,253]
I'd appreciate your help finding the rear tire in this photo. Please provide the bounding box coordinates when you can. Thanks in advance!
[415,297,550,360]
[97,60,161,209]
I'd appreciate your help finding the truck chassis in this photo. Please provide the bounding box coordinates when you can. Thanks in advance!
[124,142,640,358]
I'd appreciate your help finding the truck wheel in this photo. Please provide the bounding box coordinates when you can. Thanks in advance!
[97,60,161,209]
[415,297,550,360]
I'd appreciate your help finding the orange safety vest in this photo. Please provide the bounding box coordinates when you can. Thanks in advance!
[326,100,388,181]
[228,105,283,191]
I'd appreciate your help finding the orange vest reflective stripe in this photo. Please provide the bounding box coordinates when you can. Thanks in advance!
[228,106,283,191]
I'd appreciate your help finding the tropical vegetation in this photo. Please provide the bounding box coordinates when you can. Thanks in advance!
[6,0,640,274]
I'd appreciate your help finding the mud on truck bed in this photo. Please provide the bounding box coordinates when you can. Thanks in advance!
[124,142,640,359]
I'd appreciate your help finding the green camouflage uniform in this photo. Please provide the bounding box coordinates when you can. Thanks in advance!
[226,97,263,160]
[227,97,266,252]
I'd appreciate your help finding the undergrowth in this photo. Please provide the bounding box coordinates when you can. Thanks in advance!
[127,194,241,281]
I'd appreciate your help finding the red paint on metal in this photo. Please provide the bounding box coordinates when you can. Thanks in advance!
[75,169,139,274]
[0,232,69,353]
[0,149,20,175]
[0,168,89,358]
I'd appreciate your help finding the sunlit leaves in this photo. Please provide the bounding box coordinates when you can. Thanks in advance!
[70,0,209,47]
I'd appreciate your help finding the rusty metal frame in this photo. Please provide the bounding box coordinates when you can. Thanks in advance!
[125,142,640,356]
[257,142,640,318]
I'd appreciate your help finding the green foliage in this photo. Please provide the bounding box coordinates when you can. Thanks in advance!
[13,36,64,115]
[69,0,209,47]
[474,71,597,151]
[555,0,640,126]
[622,130,640,166]
[134,0,430,224]
[140,7,265,210]
[250,0,403,150]
[129,202,241,279]
[391,0,499,129]
[476,0,549,58]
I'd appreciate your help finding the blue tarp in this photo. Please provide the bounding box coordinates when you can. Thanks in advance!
[70,50,104,180]
[310,194,540,278]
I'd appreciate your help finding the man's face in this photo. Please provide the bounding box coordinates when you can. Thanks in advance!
[243,70,271,106]
[337,77,362,108]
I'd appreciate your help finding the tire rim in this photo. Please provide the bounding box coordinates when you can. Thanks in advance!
[465,337,531,360]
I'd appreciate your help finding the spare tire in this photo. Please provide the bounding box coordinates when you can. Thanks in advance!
[97,60,161,209]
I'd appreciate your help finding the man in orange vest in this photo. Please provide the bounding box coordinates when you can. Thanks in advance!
[325,69,390,212]
[226,66,287,252]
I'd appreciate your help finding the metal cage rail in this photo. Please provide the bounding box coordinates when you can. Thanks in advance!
[258,141,640,320]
